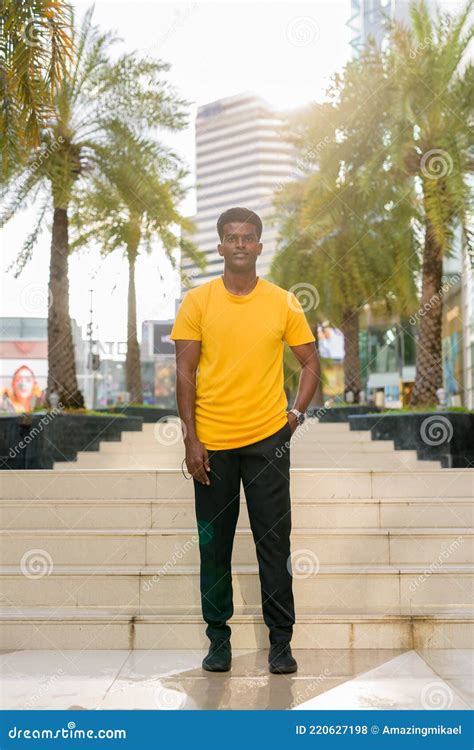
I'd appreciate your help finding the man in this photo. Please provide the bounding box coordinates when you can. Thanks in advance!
[170,207,319,674]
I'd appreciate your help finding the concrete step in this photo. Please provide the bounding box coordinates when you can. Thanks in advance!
[3,469,471,500]
[0,608,470,650]
[118,431,376,445]
[60,453,441,470]
[1,528,471,566]
[3,417,471,655]
[140,421,365,434]
[1,564,472,612]
[1,498,471,530]
[100,440,396,456]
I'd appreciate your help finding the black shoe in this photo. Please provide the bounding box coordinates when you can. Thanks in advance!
[268,642,298,674]
[202,637,232,672]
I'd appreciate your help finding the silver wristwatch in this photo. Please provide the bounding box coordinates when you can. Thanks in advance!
[287,408,305,426]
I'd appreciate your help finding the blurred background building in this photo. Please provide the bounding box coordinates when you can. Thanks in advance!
[140,317,178,409]
[180,91,297,290]
[348,0,425,54]
[0,317,87,411]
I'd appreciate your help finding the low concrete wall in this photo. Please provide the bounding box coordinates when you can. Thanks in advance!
[0,413,143,469]
[349,412,474,468]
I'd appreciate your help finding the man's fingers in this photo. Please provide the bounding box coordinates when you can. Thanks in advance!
[196,466,210,484]
[194,449,210,483]
[185,443,211,485]
[190,457,210,484]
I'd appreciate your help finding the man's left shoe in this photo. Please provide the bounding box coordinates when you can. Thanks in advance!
[202,637,232,672]
[268,642,298,674]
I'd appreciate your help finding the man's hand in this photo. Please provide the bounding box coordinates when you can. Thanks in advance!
[287,411,298,435]
[185,436,211,485]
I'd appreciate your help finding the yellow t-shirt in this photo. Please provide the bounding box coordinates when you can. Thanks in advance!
[170,275,315,450]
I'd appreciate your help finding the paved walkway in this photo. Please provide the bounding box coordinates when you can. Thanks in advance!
[1,648,471,710]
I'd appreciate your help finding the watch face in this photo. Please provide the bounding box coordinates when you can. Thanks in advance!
[297,414,305,424]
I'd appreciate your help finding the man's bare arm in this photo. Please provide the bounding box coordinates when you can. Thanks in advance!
[288,342,320,427]
[174,339,200,442]
[174,339,210,485]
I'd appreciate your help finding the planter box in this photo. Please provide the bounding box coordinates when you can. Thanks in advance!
[0,413,143,470]
[349,412,474,468]
[348,414,393,438]
[97,406,178,423]
[308,405,380,423]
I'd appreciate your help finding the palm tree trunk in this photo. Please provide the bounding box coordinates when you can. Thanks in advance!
[410,218,443,406]
[126,249,143,403]
[311,323,324,406]
[47,207,84,408]
[340,306,361,403]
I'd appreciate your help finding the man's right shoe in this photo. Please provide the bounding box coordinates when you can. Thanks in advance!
[202,637,232,672]
[268,641,298,674]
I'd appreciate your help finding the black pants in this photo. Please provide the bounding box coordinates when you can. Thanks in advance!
[192,421,295,645]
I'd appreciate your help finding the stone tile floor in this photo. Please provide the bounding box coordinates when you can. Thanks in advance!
[0,648,471,711]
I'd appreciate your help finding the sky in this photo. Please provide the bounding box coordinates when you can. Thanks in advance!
[1,0,354,344]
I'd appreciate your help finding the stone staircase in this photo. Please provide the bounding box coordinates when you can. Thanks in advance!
[0,419,472,649]
[54,420,443,471]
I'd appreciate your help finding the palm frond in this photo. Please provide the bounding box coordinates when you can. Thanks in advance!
[7,197,49,276]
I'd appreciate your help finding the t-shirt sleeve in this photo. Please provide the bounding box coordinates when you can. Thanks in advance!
[170,291,202,341]
[283,293,316,346]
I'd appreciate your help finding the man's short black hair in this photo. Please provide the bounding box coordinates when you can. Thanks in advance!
[217,207,263,242]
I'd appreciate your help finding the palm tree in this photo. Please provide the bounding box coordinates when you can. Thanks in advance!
[2,7,194,407]
[272,44,418,403]
[69,122,205,403]
[384,0,474,405]
[0,0,73,173]
[269,197,325,406]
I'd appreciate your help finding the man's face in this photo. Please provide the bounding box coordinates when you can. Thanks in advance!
[217,222,262,271]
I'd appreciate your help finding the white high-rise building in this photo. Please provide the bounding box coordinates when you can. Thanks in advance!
[181,91,297,289]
